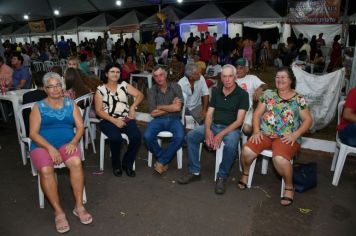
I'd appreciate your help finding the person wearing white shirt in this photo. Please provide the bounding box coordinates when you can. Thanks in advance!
[154,34,165,57]
[178,63,209,124]
[107,37,114,54]
[235,58,267,134]
[204,53,221,87]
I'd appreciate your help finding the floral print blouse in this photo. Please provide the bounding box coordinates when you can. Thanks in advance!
[259,89,308,142]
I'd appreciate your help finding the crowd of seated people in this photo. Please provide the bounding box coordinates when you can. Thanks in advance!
[3,29,355,234]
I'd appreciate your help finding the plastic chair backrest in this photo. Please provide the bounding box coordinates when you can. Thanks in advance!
[18,102,36,138]
[337,100,345,125]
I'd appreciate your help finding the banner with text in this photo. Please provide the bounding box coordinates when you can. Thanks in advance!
[288,0,341,24]
[293,65,345,132]
[28,20,46,33]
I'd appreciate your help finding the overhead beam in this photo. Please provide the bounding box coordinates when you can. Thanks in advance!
[45,0,58,43]
[87,0,100,12]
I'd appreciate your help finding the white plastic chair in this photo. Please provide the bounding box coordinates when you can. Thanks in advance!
[18,102,37,175]
[75,93,96,154]
[331,100,356,186]
[246,149,293,197]
[32,61,44,72]
[147,101,186,170]
[43,60,54,72]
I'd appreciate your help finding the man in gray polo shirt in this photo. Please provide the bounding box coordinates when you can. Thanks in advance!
[143,66,185,174]
[178,64,249,194]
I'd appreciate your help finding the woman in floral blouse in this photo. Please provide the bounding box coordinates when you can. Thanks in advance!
[238,67,312,206]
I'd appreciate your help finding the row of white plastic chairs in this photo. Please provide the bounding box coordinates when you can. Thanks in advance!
[32,59,67,73]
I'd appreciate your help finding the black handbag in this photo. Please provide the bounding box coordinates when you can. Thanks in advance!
[293,162,317,193]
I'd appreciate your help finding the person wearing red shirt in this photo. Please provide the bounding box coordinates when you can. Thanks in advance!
[337,88,356,147]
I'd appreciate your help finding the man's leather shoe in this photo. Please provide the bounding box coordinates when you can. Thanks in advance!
[113,168,123,177]
[215,177,227,194]
[177,173,201,184]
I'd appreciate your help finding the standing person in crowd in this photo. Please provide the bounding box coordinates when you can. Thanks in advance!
[235,58,267,135]
[327,35,342,72]
[337,88,356,147]
[199,38,212,65]
[57,36,69,59]
[296,33,304,51]
[299,38,311,61]
[143,66,184,174]
[154,33,165,57]
[238,67,312,206]
[204,53,221,88]
[310,35,317,61]
[178,63,209,124]
[11,52,31,89]
[316,33,326,49]
[79,53,93,77]
[29,72,92,233]
[177,65,249,194]
[242,37,254,69]
[95,63,144,177]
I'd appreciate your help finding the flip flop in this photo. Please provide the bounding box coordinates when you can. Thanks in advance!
[237,172,249,190]
[281,188,294,206]
[54,213,70,234]
[73,206,93,225]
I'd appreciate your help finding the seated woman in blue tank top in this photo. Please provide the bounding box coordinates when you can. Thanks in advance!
[29,72,92,233]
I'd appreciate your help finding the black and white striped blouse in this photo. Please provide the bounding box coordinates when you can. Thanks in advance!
[97,82,129,118]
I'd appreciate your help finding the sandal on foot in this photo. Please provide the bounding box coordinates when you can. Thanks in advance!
[54,213,70,234]
[73,206,93,225]
[281,188,294,206]
[237,172,249,190]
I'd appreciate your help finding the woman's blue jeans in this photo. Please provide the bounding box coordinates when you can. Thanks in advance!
[100,119,141,170]
[187,123,241,178]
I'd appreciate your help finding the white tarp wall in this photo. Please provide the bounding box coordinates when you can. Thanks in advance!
[228,23,243,38]
[292,24,342,46]
[181,23,225,42]
[281,23,291,44]
[293,65,345,132]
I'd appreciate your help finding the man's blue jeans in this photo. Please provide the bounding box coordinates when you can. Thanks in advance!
[143,117,184,165]
[339,123,356,147]
[187,123,241,178]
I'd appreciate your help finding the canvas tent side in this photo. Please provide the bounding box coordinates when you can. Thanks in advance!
[109,10,146,42]
[0,25,16,42]
[140,5,185,30]
[227,0,283,43]
[77,13,116,42]
[179,3,226,41]
[57,17,85,44]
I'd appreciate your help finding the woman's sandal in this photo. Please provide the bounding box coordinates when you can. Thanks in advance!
[280,188,294,206]
[237,172,249,190]
[73,206,93,225]
[54,213,70,234]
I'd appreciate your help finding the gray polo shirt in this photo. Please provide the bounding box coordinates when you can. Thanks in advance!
[148,82,183,118]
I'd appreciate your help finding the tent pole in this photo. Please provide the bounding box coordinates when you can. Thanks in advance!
[342,0,349,47]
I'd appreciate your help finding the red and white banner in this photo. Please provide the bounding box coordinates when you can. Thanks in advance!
[287,0,341,24]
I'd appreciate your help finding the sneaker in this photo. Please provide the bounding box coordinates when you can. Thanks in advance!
[177,173,201,184]
[215,177,227,194]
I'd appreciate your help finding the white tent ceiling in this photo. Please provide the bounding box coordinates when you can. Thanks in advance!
[0,0,206,25]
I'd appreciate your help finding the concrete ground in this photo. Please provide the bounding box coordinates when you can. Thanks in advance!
[0,120,356,236]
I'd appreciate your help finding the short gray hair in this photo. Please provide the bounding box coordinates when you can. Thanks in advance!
[185,63,199,77]
[222,64,237,77]
[152,65,167,78]
[43,72,62,86]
